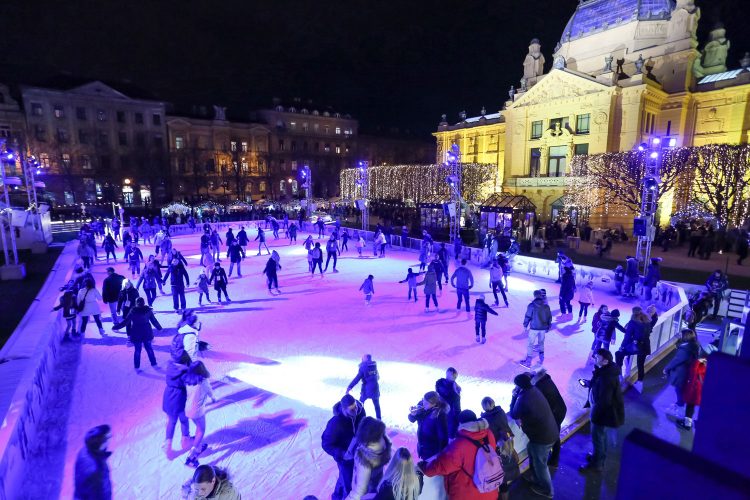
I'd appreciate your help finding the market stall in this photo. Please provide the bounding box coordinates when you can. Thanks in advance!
[479,193,536,241]
[418,194,452,232]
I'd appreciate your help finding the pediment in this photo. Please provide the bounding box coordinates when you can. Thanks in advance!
[510,69,611,108]
[68,81,131,100]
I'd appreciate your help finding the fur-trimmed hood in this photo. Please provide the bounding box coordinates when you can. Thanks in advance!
[531,367,548,385]
[457,418,489,434]
[353,435,392,469]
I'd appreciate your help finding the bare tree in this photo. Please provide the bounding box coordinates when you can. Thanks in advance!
[691,144,750,228]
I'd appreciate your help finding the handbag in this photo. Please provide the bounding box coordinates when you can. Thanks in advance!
[76,290,89,313]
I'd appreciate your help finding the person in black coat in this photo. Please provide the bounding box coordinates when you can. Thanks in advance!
[664,329,701,428]
[114,298,162,370]
[116,280,140,335]
[322,394,367,500]
[74,425,112,500]
[162,352,191,457]
[435,367,461,439]
[163,261,190,312]
[558,267,576,315]
[408,391,449,460]
[102,267,125,322]
[642,257,662,301]
[209,262,231,303]
[262,254,281,293]
[237,226,249,258]
[580,349,624,473]
[530,368,567,467]
[480,396,513,444]
[346,354,381,420]
[509,373,558,497]
[227,241,243,277]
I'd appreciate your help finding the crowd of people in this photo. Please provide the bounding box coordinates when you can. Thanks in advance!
[62,213,715,499]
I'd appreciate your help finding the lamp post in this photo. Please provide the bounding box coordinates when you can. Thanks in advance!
[0,142,25,278]
[356,161,369,231]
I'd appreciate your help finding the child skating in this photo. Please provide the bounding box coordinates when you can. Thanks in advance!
[53,280,78,340]
[398,268,422,302]
[578,280,595,321]
[474,296,498,344]
[359,275,375,305]
[194,269,212,306]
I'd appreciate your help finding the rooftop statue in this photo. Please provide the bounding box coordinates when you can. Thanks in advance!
[693,25,730,78]
[523,39,546,80]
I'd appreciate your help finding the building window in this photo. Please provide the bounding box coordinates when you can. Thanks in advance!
[529,148,541,176]
[97,110,107,121]
[175,136,185,149]
[574,143,589,156]
[39,153,50,167]
[76,107,86,120]
[291,160,298,171]
[81,155,92,170]
[136,133,145,147]
[0,124,10,138]
[154,134,163,147]
[61,153,71,170]
[57,128,69,143]
[259,181,267,193]
[313,123,319,132]
[302,122,309,132]
[83,178,96,202]
[576,114,590,134]
[241,141,248,152]
[335,127,341,135]
[31,103,43,116]
[291,180,298,194]
[335,145,341,154]
[291,141,297,152]
[241,158,249,172]
[78,129,88,144]
[324,126,330,134]
[115,111,126,123]
[100,155,111,170]
[98,131,109,146]
[34,125,46,141]
[279,180,286,194]
[530,120,543,139]
[119,131,128,146]
[122,184,134,205]
[230,141,237,152]
[134,112,143,124]
[54,105,65,119]
[278,139,285,151]
[547,145,567,177]
[152,113,161,126]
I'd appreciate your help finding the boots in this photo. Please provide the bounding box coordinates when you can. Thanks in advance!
[538,352,545,366]
[518,356,532,368]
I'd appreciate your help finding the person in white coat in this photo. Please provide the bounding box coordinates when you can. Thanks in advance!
[578,280,596,321]
[177,311,203,361]
[345,417,392,500]
[77,279,105,336]
[184,361,217,468]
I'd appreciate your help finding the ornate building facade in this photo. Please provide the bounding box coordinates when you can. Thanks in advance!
[434,0,750,228]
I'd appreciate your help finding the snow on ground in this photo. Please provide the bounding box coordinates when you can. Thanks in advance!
[50,227,637,499]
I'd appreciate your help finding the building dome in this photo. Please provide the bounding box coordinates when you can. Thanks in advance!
[561,0,674,43]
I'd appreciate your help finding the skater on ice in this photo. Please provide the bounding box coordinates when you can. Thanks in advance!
[263,251,282,294]
[398,268,422,303]
[473,296,498,344]
[450,259,474,313]
[359,275,375,305]
[519,290,552,368]
[209,261,231,304]
[346,354,381,420]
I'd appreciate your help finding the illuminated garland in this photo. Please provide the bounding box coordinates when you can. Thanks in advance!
[340,163,497,204]
[565,144,750,228]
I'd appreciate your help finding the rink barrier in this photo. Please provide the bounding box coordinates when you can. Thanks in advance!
[0,242,77,500]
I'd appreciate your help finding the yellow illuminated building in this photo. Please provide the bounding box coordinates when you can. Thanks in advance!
[434,0,750,228]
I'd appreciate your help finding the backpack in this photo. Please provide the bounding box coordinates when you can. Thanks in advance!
[461,436,505,493]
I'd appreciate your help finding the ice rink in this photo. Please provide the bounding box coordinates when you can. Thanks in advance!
[42,226,639,499]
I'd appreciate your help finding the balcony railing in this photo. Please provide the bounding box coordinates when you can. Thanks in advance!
[507,175,579,187]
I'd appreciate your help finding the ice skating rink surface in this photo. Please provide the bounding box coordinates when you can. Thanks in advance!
[48,228,638,499]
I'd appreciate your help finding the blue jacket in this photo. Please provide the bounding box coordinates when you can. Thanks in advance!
[625,258,639,278]
[162,360,188,416]
[450,266,474,290]
[321,400,366,463]
[408,405,449,459]
[643,263,660,287]
[665,341,700,388]
[559,271,576,301]
[347,360,380,399]
[163,263,190,290]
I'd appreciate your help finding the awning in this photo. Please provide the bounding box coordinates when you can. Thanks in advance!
[480,193,536,213]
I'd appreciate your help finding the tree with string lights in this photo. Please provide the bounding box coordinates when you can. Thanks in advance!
[689,144,750,229]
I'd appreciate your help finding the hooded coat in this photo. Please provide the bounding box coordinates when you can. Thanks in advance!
[596,312,625,343]
[480,406,512,444]
[523,298,552,330]
[77,287,103,317]
[322,401,367,463]
[422,419,498,500]
[509,386,559,445]
[587,362,625,427]
[346,435,393,500]
[665,340,701,389]
[115,305,162,343]
[643,262,661,287]
[417,269,438,295]
[74,445,112,500]
[408,404,449,459]
[347,360,380,400]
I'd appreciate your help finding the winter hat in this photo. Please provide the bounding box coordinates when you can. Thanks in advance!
[84,424,111,451]
[514,373,533,389]
[595,349,614,362]
[340,394,356,407]
[533,290,543,298]
[610,309,621,318]
[458,409,478,424]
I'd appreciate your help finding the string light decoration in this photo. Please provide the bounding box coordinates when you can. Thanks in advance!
[566,144,750,228]
[340,163,496,205]
[689,144,750,228]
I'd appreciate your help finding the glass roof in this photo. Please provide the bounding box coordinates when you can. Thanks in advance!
[561,0,674,42]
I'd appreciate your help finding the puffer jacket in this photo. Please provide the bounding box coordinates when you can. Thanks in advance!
[183,477,242,500]
[322,401,367,463]
[346,436,393,500]
[422,419,498,500]
[417,270,438,295]
[162,360,188,417]
[450,266,474,290]
[523,298,552,330]
[665,340,700,389]
[596,312,625,342]
[347,360,380,400]
[408,404,449,459]
[587,362,625,428]
[115,305,162,343]
[474,299,498,321]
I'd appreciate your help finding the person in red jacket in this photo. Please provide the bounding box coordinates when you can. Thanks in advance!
[419,410,498,500]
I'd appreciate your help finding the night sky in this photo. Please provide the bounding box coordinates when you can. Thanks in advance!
[1,0,748,136]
